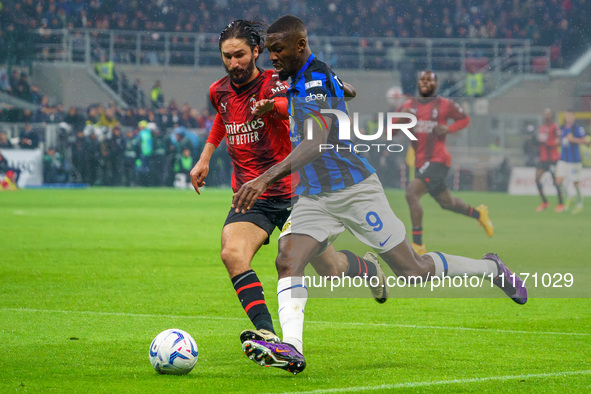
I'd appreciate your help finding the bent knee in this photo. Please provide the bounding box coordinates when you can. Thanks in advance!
[220,246,246,267]
[406,188,418,203]
[275,250,292,277]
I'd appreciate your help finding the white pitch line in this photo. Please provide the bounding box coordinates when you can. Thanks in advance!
[278,370,591,394]
[2,307,590,337]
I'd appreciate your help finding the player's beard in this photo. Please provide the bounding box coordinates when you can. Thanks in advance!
[419,85,436,98]
[274,60,293,81]
[277,68,290,81]
[277,69,290,81]
[225,56,256,86]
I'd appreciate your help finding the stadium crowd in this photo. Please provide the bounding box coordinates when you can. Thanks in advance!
[0,91,236,187]
[0,0,589,187]
[0,0,589,68]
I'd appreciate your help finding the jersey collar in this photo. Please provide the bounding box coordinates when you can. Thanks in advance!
[230,67,263,95]
[292,54,315,84]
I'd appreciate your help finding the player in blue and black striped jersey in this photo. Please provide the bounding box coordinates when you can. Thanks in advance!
[235,15,528,375]
[555,110,590,214]
[284,52,375,195]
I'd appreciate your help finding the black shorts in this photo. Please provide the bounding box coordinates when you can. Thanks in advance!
[224,197,294,245]
[536,161,556,172]
[415,162,450,197]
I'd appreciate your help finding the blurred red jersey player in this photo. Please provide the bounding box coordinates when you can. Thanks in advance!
[535,108,564,212]
[397,70,494,254]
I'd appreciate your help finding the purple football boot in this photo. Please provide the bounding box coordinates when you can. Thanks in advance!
[483,253,528,304]
[242,340,306,375]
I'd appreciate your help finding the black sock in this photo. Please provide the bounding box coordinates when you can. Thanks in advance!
[341,250,378,278]
[555,183,563,204]
[231,270,274,333]
[537,182,547,203]
[412,227,423,245]
[467,206,481,219]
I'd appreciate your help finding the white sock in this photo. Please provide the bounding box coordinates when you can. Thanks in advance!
[426,252,498,278]
[277,276,307,354]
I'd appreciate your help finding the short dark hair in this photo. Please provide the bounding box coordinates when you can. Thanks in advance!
[267,15,306,36]
[420,70,438,81]
[218,19,266,54]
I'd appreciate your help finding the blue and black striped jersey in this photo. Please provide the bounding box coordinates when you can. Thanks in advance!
[560,124,586,163]
[287,54,375,196]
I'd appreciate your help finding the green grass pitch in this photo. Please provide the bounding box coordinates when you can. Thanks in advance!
[1,187,590,393]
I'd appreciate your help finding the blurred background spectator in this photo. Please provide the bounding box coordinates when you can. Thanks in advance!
[1,0,589,72]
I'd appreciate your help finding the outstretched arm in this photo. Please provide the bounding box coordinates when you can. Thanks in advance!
[232,116,333,213]
[251,97,289,119]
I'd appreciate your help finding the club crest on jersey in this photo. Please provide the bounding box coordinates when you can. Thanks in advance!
[249,96,257,112]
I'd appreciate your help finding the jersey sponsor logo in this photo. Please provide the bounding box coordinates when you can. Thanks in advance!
[224,118,265,146]
[304,80,323,89]
[227,131,260,145]
[305,92,327,102]
[271,81,288,95]
[415,120,439,134]
[224,118,265,135]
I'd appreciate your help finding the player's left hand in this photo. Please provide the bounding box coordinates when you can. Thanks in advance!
[232,177,269,213]
[433,125,449,136]
[251,99,275,116]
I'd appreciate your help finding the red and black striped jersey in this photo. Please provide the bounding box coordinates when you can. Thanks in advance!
[208,69,294,199]
[397,97,469,168]
[538,122,560,162]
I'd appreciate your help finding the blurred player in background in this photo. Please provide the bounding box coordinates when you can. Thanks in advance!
[535,108,564,212]
[555,110,590,214]
[235,16,527,375]
[189,19,388,348]
[398,70,493,255]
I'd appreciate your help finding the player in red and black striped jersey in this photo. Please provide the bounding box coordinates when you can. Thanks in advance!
[535,108,564,212]
[398,70,494,255]
[207,67,293,199]
[189,20,387,352]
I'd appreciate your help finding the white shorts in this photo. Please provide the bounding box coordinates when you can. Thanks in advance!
[279,173,406,253]
[556,161,582,182]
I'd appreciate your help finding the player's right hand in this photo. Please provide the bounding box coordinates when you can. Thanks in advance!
[433,125,449,136]
[232,176,269,213]
[190,160,209,195]
[252,99,275,116]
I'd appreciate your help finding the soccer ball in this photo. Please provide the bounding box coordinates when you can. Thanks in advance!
[149,329,199,375]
